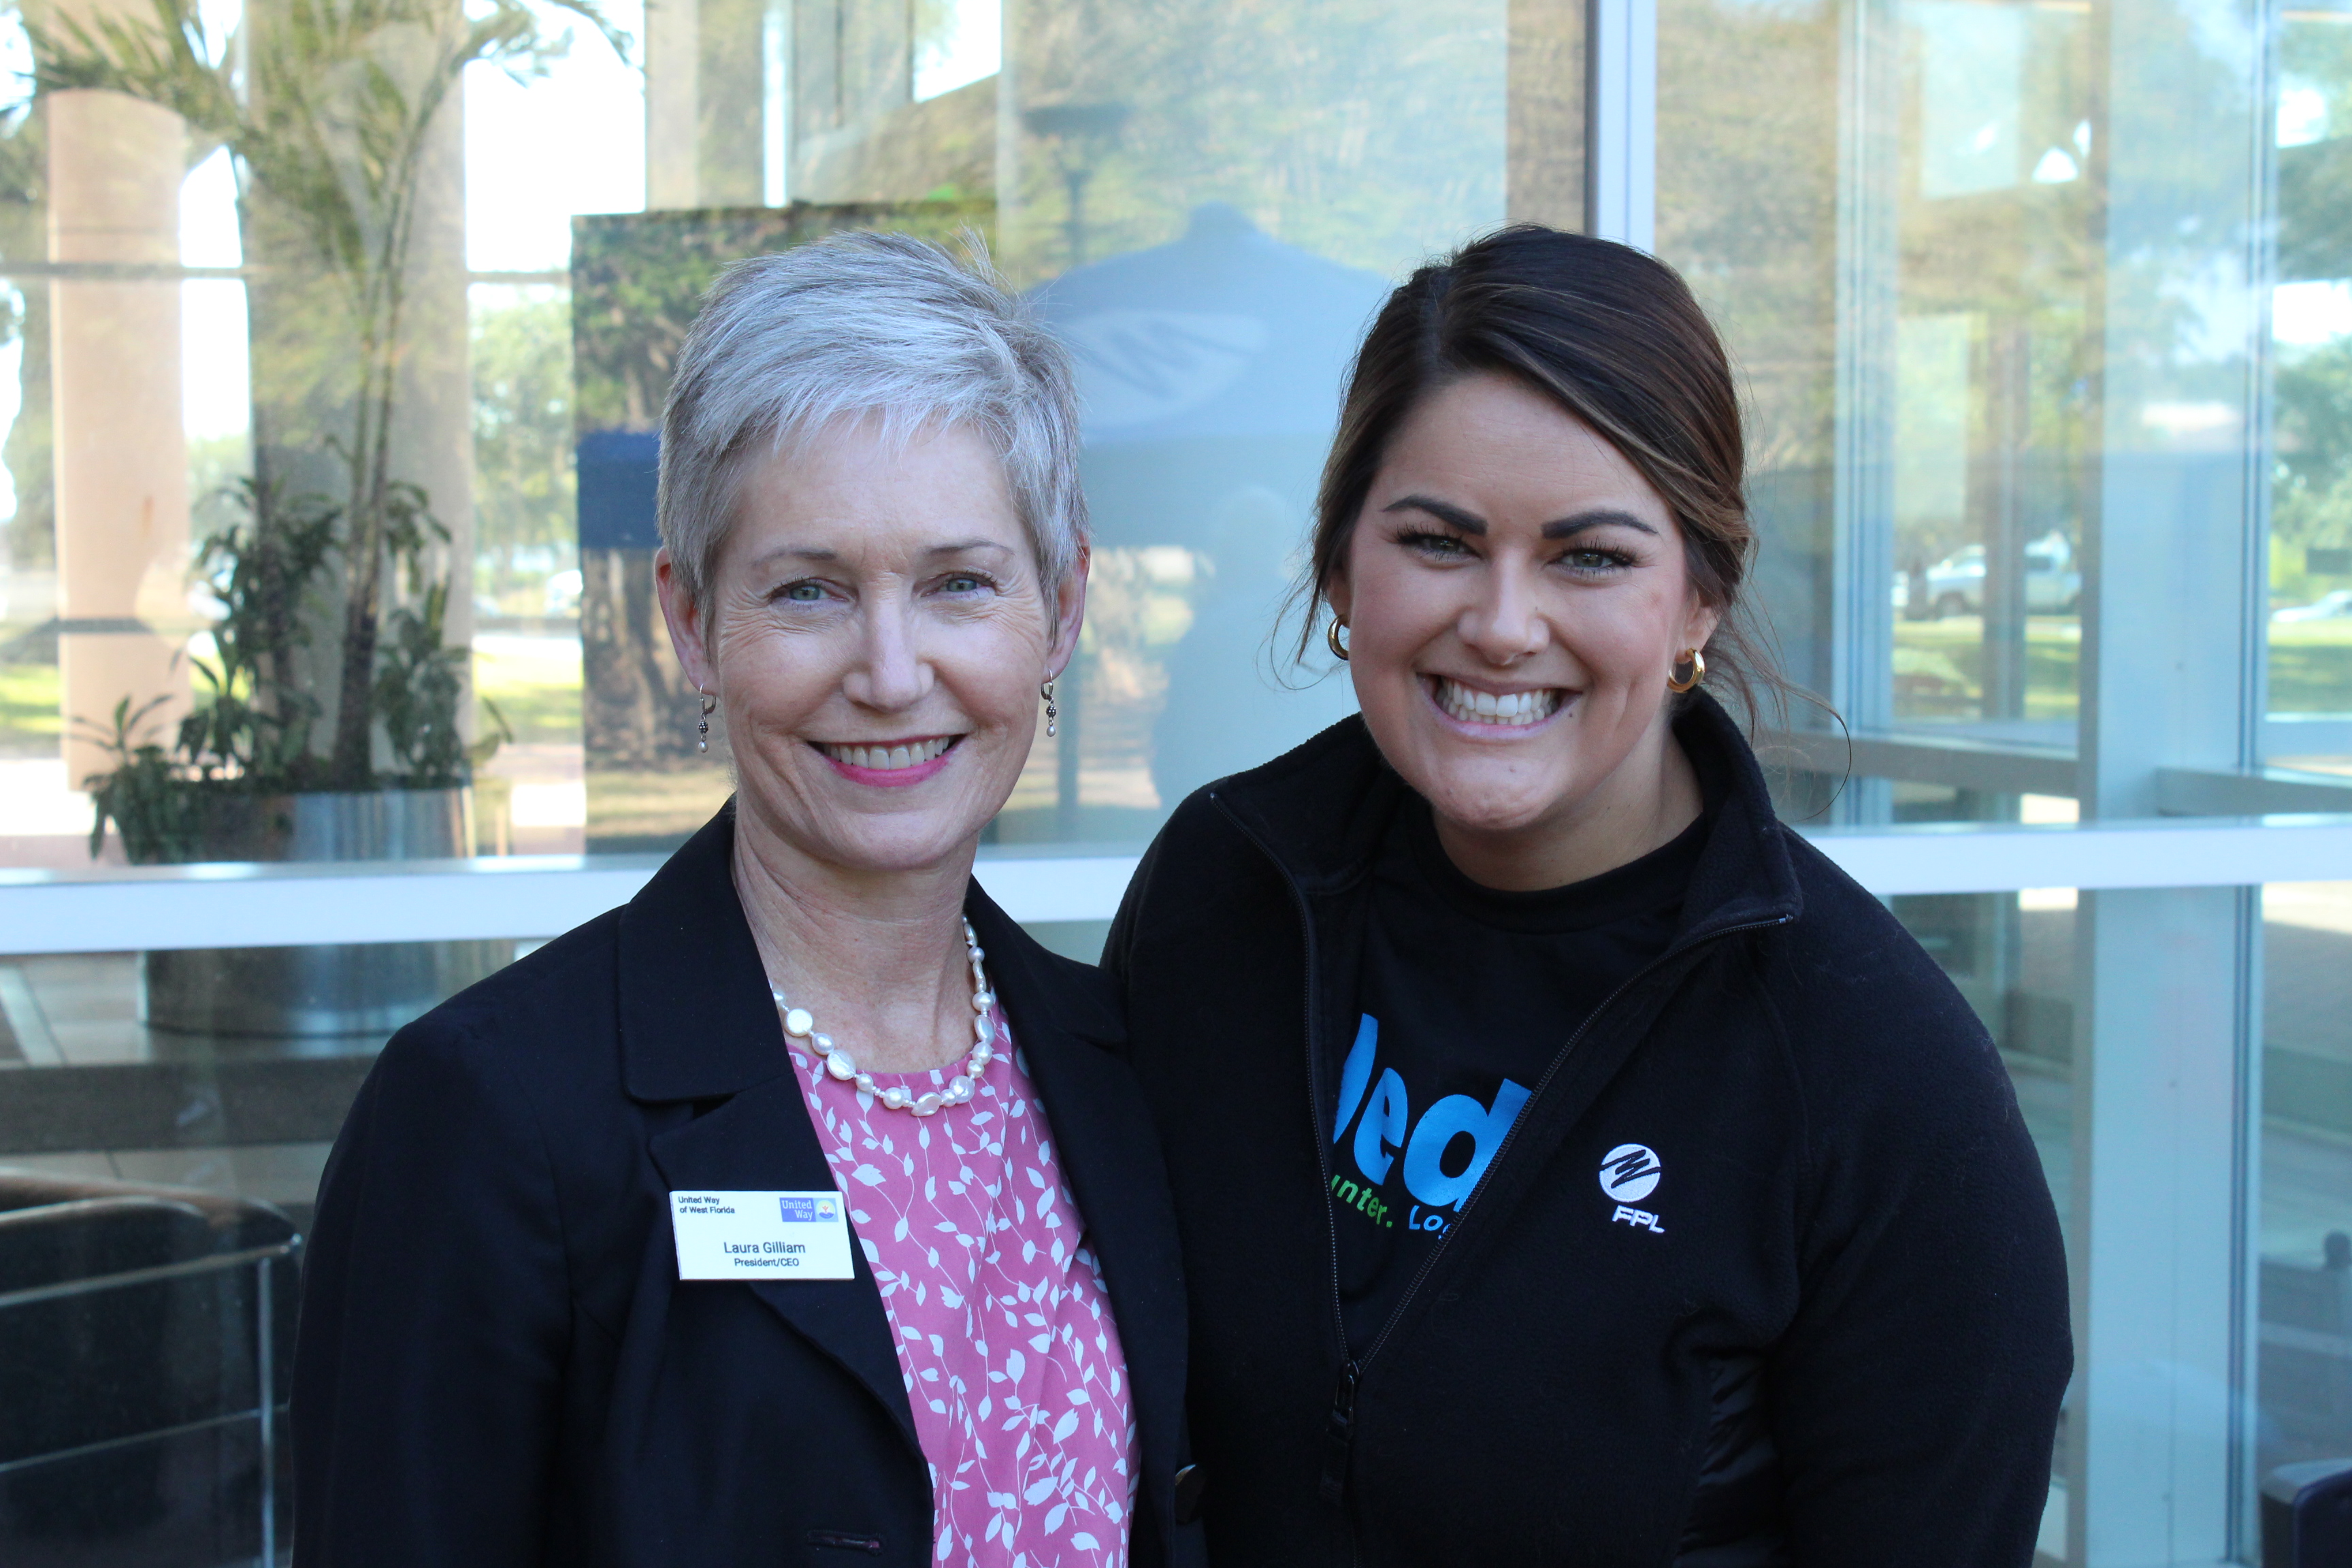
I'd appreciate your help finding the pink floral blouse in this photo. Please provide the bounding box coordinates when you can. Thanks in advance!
[790,1007,1139,1567]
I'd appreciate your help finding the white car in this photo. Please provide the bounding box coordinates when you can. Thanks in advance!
[2272,588,2352,623]
[1906,532,2083,619]
[542,568,584,618]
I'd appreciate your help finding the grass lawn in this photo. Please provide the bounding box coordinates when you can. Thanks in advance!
[1892,617,2081,721]
[1889,616,2352,719]
[585,766,733,847]
[3,636,581,758]
[2270,621,2352,714]
[0,661,61,742]
[474,633,582,747]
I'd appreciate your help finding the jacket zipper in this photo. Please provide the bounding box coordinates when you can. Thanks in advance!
[1209,799,1362,1524]
[1215,791,1793,1526]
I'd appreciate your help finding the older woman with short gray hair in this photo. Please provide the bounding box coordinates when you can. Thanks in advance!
[293,231,1207,1568]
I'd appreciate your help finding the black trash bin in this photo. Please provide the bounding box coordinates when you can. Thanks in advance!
[0,1173,301,1568]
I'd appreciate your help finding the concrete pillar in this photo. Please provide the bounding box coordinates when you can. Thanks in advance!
[1507,0,1583,231]
[46,63,189,787]
[645,0,770,210]
[646,0,702,208]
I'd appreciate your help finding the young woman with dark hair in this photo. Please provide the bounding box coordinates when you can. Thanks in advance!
[1105,227,2070,1565]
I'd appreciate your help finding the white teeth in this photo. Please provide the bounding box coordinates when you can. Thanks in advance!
[823,737,953,770]
[1435,679,1559,728]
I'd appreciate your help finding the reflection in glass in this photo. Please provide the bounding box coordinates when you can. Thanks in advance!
[566,0,1537,852]
[996,0,1509,839]
[2260,882,2352,1479]
[1030,204,1379,831]
[1884,0,2095,742]
[0,1169,299,1565]
[1660,0,2095,831]
[2271,9,2352,776]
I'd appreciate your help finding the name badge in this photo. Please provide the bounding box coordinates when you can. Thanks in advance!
[668,1190,856,1281]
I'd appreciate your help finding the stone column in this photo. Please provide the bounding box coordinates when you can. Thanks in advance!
[646,0,702,208]
[46,45,189,788]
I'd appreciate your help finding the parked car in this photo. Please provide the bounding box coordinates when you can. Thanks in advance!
[542,567,584,618]
[1910,531,2082,618]
[2274,588,2352,623]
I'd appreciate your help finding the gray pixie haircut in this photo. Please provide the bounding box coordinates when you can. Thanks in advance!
[657,229,1087,630]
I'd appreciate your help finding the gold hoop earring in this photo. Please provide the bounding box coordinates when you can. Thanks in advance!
[697,689,717,752]
[1326,617,1350,662]
[1666,648,1706,694]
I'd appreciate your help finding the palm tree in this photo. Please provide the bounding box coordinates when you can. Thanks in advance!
[29,0,623,788]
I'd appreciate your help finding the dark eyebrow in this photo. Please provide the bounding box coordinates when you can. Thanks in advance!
[1541,509,1660,540]
[1381,495,1486,533]
[1381,495,1661,540]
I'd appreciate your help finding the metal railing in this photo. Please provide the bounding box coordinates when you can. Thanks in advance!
[0,1209,300,1568]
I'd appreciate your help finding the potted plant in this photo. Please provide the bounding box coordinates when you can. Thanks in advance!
[31,0,618,1034]
[76,472,517,1035]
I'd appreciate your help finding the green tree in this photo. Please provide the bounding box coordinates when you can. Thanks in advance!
[471,288,576,601]
[2276,336,2352,587]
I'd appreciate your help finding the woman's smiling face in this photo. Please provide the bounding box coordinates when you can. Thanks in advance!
[657,413,1081,877]
[1326,372,1718,883]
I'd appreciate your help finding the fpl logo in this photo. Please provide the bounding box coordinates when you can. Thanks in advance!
[1601,1143,1665,1235]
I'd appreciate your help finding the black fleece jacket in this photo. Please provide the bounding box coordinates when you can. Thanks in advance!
[1102,697,2071,1567]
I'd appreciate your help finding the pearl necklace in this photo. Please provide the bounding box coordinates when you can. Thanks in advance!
[772,918,996,1116]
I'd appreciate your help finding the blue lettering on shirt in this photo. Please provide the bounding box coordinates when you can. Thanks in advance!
[1333,1013,1531,1215]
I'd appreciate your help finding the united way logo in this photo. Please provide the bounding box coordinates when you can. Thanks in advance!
[1599,1143,1663,1203]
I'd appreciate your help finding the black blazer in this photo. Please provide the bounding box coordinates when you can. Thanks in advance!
[292,806,1204,1567]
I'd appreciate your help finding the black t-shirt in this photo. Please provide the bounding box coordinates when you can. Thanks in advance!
[1329,794,1710,1355]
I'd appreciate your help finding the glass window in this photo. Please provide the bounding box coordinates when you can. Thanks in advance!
[2,0,2350,1558]
[2272,9,2352,777]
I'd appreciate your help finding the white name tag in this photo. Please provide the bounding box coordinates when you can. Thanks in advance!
[668,1190,857,1281]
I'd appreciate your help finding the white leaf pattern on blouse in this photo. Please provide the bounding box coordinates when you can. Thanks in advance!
[791,1007,1137,1568]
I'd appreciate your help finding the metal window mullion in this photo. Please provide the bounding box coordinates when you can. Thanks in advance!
[1829,0,1899,828]
[1586,0,1657,250]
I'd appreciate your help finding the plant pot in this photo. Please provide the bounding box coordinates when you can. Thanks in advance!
[140,789,510,1039]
